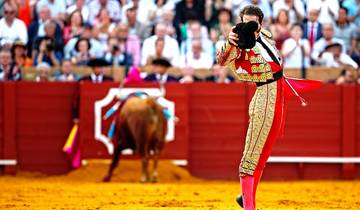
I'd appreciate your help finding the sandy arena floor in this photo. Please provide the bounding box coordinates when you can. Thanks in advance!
[1,160,359,210]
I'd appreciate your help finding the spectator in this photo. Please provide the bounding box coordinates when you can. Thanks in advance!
[302,7,323,51]
[160,9,179,41]
[87,0,121,25]
[272,0,305,23]
[180,21,213,59]
[209,8,233,47]
[66,0,90,24]
[149,0,176,25]
[178,66,202,83]
[282,23,311,68]
[306,0,339,24]
[33,36,60,67]
[349,25,360,66]
[145,37,165,65]
[333,7,357,50]
[65,24,104,59]
[205,0,227,28]
[104,37,133,67]
[27,6,62,57]
[92,8,116,48]
[0,48,20,81]
[311,23,346,64]
[54,59,80,81]
[318,43,358,68]
[144,58,178,83]
[35,62,51,82]
[114,23,141,67]
[270,9,291,50]
[334,69,357,84]
[36,0,66,22]
[80,58,113,82]
[63,10,85,44]
[124,7,151,43]
[32,20,63,64]
[342,0,360,25]
[174,0,206,26]
[16,0,32,27]
[141,23,180,66]
[205,64,234,83]
[71,37,92,66]
[121,0,155,25]
[0,2,28,46]
[11,40,32,71]
[180,39,214,69]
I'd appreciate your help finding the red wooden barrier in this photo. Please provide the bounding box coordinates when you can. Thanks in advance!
[0,82,359,179]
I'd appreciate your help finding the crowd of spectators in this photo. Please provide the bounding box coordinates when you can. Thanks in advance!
[0,0,358,83]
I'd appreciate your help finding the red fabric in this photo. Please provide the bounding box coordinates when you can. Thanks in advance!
[18,0,31,28]
[309,23,315,49]
[284,77,323,99]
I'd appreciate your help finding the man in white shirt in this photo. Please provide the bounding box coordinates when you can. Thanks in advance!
[36,0,66,22]
[311,23,346,64]
[141,23,180,67]
[319,43,358,68]
[87,0,121,25]
[306,0,339,24]
[0,2,28,46]
[180,39,214,69]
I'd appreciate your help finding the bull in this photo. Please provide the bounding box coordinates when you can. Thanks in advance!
[102,95,168,183]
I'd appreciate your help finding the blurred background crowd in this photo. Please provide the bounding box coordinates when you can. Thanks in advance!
[0,0,359,84]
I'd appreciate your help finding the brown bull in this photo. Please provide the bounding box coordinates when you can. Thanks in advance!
[103,96,167,182]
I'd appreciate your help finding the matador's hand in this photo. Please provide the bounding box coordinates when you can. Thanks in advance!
[228,26,239,46]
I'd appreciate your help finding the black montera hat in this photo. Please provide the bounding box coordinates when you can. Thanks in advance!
[152,58,171,67]
[233,21,259,49]
[87,58,110,67]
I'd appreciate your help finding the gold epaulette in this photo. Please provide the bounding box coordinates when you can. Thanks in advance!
[260,28,272,39]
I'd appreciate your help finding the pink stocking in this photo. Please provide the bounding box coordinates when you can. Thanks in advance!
[241,175,255,210]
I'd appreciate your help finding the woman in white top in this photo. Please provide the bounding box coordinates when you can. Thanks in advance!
[281,23,311,68]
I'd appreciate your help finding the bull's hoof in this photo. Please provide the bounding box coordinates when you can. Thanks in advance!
[102,175,112,182]
[236,194,243,208]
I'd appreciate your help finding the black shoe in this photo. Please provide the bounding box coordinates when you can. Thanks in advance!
[236,194,243,208]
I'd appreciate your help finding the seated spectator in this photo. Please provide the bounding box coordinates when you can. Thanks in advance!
[141,23,180,67]
[87,0,121,25]
[71,37,93,66]
[0,48,20,81]
[270,9,292,50]
[334,69,357,85]
[238,0,272,27]
[318,43,358,69]
[123,7,152,43]
[92,8,116,49]
[121,0,155,25]
[11,40,32,69]
[32,19,64,63]
[145,37,165,66]
[206,64,234,83]
[205,0,227,28]
[180,39,213,69]
[66,0,90,24]
[54,59,80,81]
[160,9,179,41]
[302,7,322,51]
[80,58,113,83]
[114,23,141,67]
[36,0,66,23]
[0,1,28,46]
[180,20,214,60]
[209,8,233,46]
[312,23,346,64]
[174,0,206,26]
[149,0,176,25]
[282,23,311,68]
[144,58,178,83]
[33,36,60,67]
[333,7,357,51]
[65,24,104,59]
[342,0,360,25]
[35,62,51,82]
[272,0,305,23]
[178,66,203,83]
[306,0,339,24]
[63,10,85,44]
[349,25,360,66]
[104,37,133,67]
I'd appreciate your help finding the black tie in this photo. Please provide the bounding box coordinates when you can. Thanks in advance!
[257,37,281,65]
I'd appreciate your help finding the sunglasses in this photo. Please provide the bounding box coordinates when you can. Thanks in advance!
[4,10,15,15]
